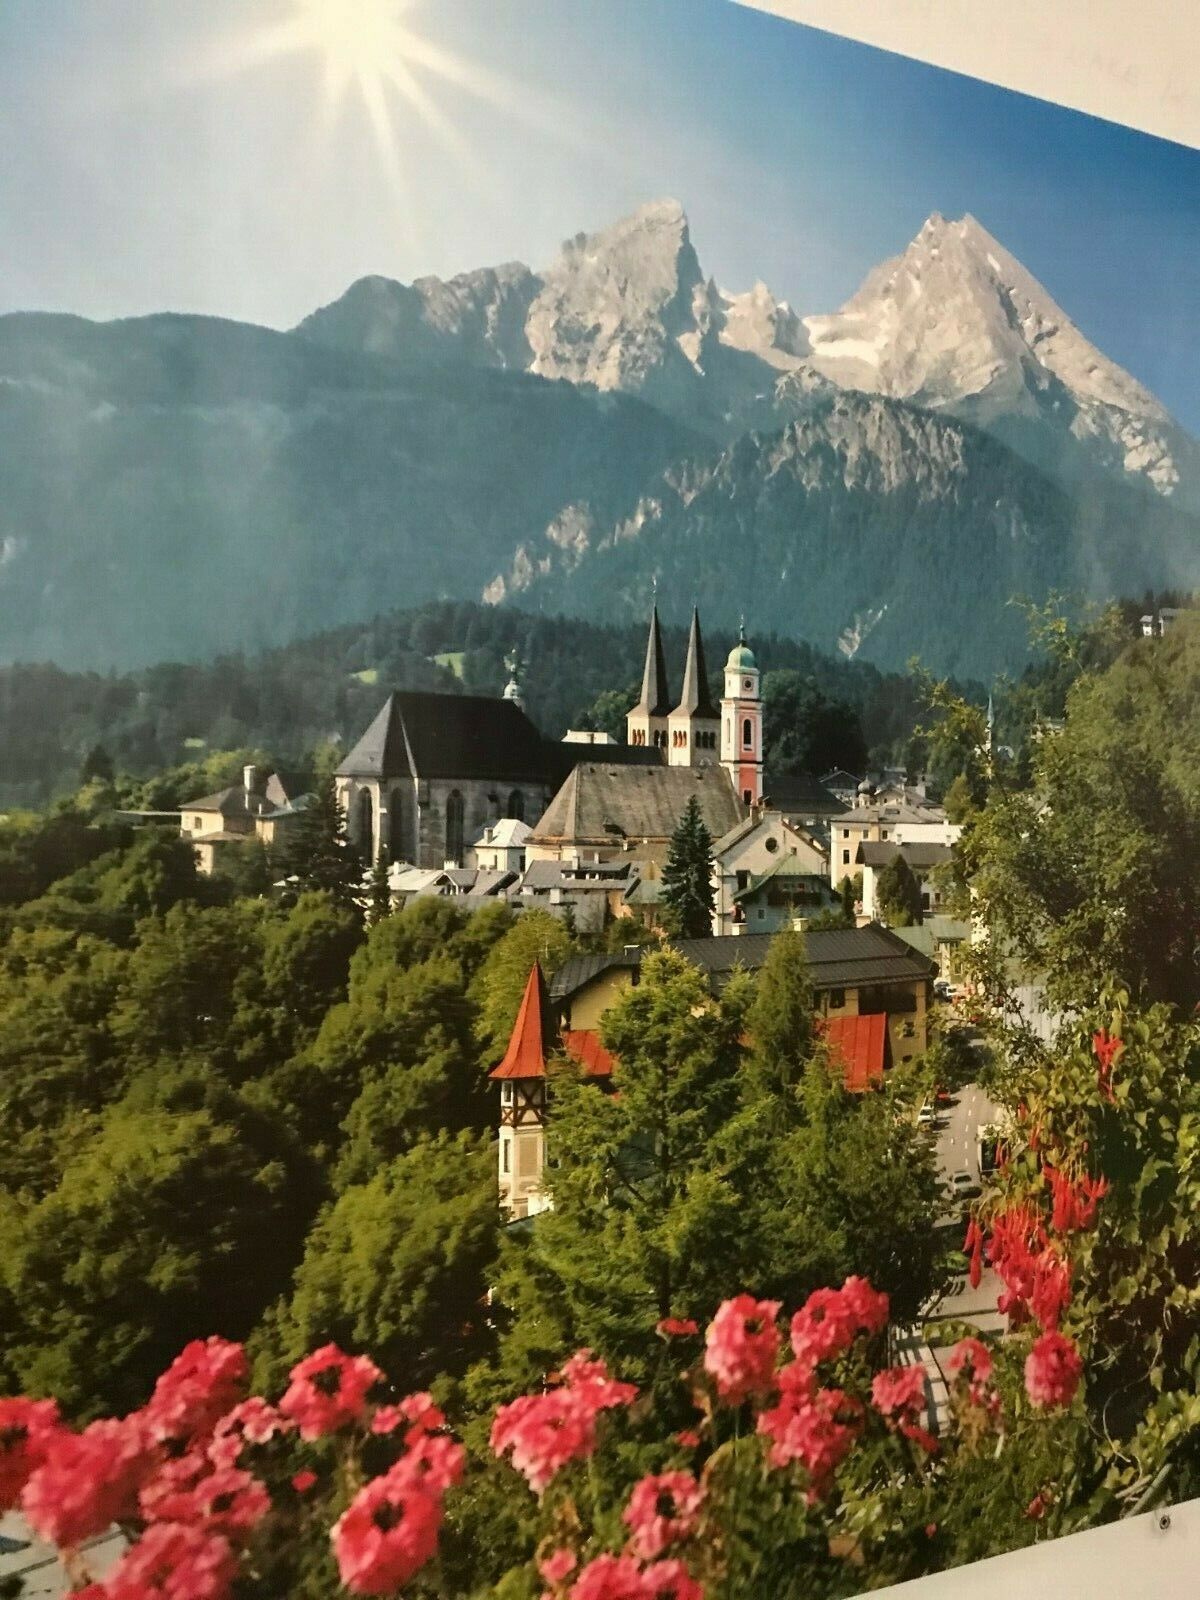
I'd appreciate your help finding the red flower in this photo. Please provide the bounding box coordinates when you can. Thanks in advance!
[622,1471,703,1560]
[963,1218,984,1289]
[569,1552,650,1599]
[643,1558,703,1599]
[870,1366,926,1419]
[1026,1493,1048,1520]
[279,1345,382,1439]
[145,1339,248,1446]
[656,1318,699,1339]
[0,1397,60,1511]
[22,1416,154,1548]
[208,1399,291,1467]
[1030,1253,1071,1332]
[491,1351,635,1495]
[398,1432,465,1496]
[331,1461,443,1595]
[673,1430,701,1450]
[292,1469,318,1495]
[1024,1330,1083,1409]
[703,1296,781,1403]
[99,1521,237,1600]
[539,1546,579,1585]
[1093,1030,1122,1102]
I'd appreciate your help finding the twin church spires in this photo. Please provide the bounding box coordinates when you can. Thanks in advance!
[626,604,762,806]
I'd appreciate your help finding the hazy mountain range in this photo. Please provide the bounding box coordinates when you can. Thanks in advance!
[1,200,1196,678]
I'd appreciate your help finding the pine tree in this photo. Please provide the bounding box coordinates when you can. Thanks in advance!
[368,847,393,924]
[876,853,923,927]
[276,775,362,911]
[660,796,715,938]
[839,874,856,922]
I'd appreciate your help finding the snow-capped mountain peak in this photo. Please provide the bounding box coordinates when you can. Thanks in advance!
[802,211,1189,494]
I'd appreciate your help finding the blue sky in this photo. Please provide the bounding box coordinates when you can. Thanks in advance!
[2,0,1197,428]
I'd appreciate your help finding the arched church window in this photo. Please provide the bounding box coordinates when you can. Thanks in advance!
[506,789,525,822]
[445,789,465,865]
[389,788,407,860]
[742,718,753,749]
[357,789,374,857]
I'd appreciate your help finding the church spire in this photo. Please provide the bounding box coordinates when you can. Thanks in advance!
[674,606,718,718]
[633,602,672,717]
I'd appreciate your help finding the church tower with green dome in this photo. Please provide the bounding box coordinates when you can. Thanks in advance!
[721,622,763,805]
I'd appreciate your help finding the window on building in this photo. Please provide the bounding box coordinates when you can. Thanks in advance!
[842,849,850,865]
[389,788,407,859]
[501,1139,510,1174]
[742,718,753,748]
[843,828,850,839]
[827,988,846,1009]
[736,870,750,890]
[445,789,465,865]
[506,789,525,821]
[357,789,374,856]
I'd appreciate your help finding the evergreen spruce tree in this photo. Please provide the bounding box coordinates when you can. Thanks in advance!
[277,775,362,911]
[876,853,923,927]
[368,847,392,924]
[660,796,715,938]
[840,873,856,923]
[746,927,815,1100]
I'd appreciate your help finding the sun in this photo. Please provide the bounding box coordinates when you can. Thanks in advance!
[289,0,416,103]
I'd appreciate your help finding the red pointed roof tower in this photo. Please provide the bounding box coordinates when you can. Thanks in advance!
[490,961,549,1080]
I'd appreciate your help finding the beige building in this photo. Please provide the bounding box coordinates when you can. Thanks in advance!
[180,765,304,875]
[828,790,948,890]
[712,808,828,935]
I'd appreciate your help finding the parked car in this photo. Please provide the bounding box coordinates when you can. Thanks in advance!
[917,1102,938,1129]
[948,1169,982,1202]
[933,979,953,1001]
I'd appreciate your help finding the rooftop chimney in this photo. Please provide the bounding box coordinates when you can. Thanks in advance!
[243,764,263,795]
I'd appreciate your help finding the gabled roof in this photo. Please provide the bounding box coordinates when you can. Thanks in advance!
[337,691,555,784]
[763,772,844,816]
[549,924,935,1003]
[821,1013,889,1092]
[473,817,532,850]
[490,963,548,1080]
[672,608,718,720]
[733,858,839,902]
[182,785,278,819]
[857,841,954,870]
[562,1029,616,1078]
[532,764,743,846]
[631,604,673,719]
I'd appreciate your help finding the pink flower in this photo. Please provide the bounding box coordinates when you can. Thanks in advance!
[491,1353,635,1496]
[656,1318,699,1339]
[673,1430,701,1450]
[292,1469,318,1495]
[208,1399,292,1467]
[1024,1331,1083,1409]
[22,1416,154,1548]
[331,1461,443,1595]
[870,1366,926,1419]
[703,1296,781,1403]
[643,1558,703,1599]
[946,1337,992,1386]
[570,1553,650,1599]
[147,1466,270,1541]
[789,1278,888,1367]
[757,1377,861,1492]
[399,1432,465,1496]
[0,1397,60,1511]
[279,1345,382,1439]
[145,1339,248,1445]
[99,1521,237,1600]
[539,1546,579,1584]
[623,1471,703,1559]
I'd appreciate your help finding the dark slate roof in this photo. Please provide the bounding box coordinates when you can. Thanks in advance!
[548,923,935,1002]
[520,859,632,891]
[549,950,641,1003]
[763,771,844,816]
[337,691,557,784]
[857,841,954,869]
[673,608,718,719]
[532,764,744,846]
[631,605,673,719]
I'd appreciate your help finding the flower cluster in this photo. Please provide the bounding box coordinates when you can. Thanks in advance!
[702,1295,781,1403]
[622,1471,704,1560]
[986,1204,1072,1331]
[490,1350,637,1495]
[0,1396,60,1511]
[1092,1030,1123,1102]
[279,1345,383,1439]
[331,1428,464,1598]
[1024,1330,1083,1409]
[789,1276,889,1367]
[1043,1163,1108,1235]
[870,1366,938,1454]
[945,1337,997,1413]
